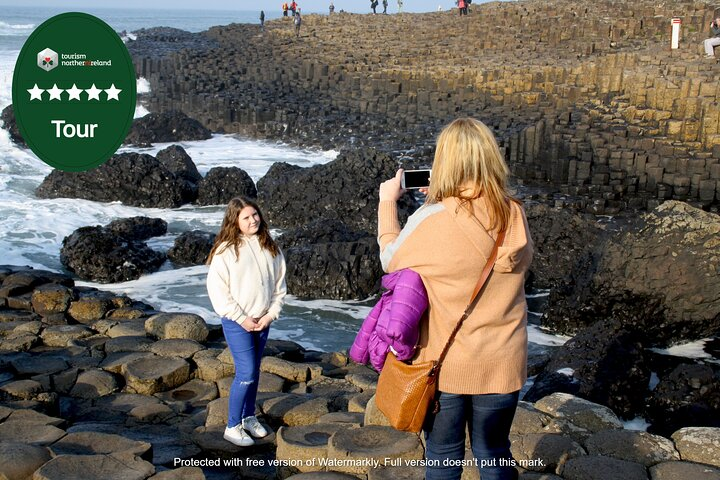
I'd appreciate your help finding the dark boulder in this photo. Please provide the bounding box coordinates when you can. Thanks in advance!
[646,363,720,437]
[124,110,212,145]
[155,145,201,183]
[524,318,650,419]
[257,148,418,234]
[1,105,24,146]
[107,217,168,242]
[60,226,166,283]
[524,203,603,290]
[155,145,201,201]
[542,201,720,345]
[167,230,216,266]
[195,167,257,205]
[278,220,381,300]
[277,219,369,249]
[35,153,195,208]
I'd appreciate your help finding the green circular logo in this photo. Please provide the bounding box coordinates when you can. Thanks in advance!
[11,12,137,172]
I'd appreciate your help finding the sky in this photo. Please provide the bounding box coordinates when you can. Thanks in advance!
[0,0,494,13]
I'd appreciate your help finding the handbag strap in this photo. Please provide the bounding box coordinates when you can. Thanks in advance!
[432,228,506,372]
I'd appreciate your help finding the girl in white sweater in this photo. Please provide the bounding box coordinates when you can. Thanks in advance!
[206,197,287,446]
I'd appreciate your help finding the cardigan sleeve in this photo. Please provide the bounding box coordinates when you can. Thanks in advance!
[265,250,287,321]
[206,253,248,324]
[378,200,402,252]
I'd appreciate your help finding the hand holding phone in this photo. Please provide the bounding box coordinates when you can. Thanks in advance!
[401,169,432,189]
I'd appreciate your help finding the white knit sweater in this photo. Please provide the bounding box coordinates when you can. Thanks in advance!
[206,236,287,325]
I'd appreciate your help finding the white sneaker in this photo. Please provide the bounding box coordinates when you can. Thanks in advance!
[242,416,269,438]
[223,425,254,446]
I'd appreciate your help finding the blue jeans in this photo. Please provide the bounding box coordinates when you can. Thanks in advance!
[424,391,520,480]
[221,317,269,428]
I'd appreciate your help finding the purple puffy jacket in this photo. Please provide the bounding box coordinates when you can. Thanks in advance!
[349,269,428,371]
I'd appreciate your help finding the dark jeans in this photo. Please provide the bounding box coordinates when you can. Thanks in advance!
[424,391,520,480]
[221,317,269,428]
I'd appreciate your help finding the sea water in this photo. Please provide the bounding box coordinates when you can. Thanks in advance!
[3,5,566,354]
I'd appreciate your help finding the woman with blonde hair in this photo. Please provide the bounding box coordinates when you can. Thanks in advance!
[378,118,533,480]
[206,197,287,447]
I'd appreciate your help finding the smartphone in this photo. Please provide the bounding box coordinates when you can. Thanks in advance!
[401,169,431,189]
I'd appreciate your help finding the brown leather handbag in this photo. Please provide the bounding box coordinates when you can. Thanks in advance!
[375,230,505,433]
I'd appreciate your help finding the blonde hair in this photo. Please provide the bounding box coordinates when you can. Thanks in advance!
[427,117,515,232]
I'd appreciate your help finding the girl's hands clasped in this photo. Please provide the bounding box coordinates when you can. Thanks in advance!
[240,315,272,332]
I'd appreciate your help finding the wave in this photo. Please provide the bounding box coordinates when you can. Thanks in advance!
[0,21,35,35]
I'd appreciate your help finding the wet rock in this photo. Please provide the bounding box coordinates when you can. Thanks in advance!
[107,217,168,241]
[525,319,650,418]
[10,355,68,377]
[127,403,176,425]
[646,364,720,437]
[0,442,51,480]
[195,166,257,205]
[122,356,191,395]
[37,152,195,208]
[145,313,209,342]
[257,148,418,234]
[671,427,720,468]
[167,230,216,266]
[1,104,24,146]
[156,145,202,183]
[125,110,211,145]
[60,226,166,283]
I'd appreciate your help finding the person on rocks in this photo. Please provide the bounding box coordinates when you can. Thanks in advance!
[383,0,388,13]
[397,0,403,12]
[260,10,265,31]
[371,0,378,14]
[294,9,302,38]
[282,2,289,17]
[290,0,297,16]
[378,118,533,480]
[704,17,720,59]
[457,0,467,16]
[206,197,287,447]
[329,1,334,14]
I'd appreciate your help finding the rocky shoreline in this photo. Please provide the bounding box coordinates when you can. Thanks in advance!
[1,265,719,480]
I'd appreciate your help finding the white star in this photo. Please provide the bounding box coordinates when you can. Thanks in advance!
[85,84,101,101]
[104,84,122,101]
[66,84,83,101]
[27,84,44,101]
[47,83,63,101]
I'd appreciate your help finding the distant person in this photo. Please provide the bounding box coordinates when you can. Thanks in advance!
[290,0,297,16]
[207,197,287,448]
[705,17,720,58]
[383,0,388,14]
[397,0,403,13]
[260,10,265,31]
[438,5,442,11]
[329,1,335,14]
[282,2,289,17]
[294,10,302,37]
[457,0,467,15]
[371,0,378,14]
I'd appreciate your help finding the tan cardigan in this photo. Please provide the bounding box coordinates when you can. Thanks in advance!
[378,197,533,394]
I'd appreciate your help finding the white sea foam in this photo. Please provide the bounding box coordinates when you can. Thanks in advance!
[137,77,151,94]
[0,21,35,35]
[527,324,570,347]
[649,339,715,361]
[623,417,650,432]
